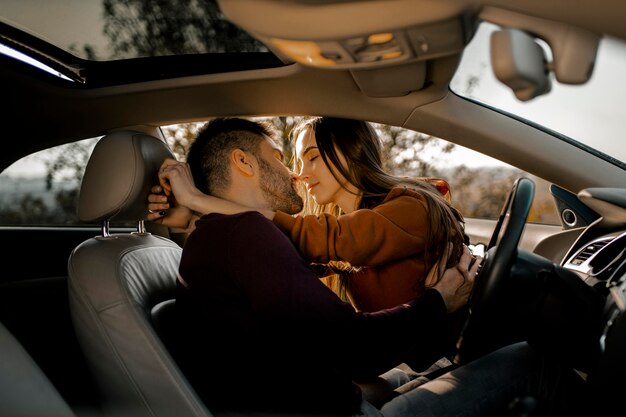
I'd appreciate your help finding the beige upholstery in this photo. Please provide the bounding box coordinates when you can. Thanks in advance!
[67,131,212,417]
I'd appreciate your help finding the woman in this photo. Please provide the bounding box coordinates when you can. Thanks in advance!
[149,117,467,314]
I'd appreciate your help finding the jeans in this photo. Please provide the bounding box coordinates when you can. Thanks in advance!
[355,342,547,417]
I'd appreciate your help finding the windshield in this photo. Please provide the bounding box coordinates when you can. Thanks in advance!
[450,22,626,167]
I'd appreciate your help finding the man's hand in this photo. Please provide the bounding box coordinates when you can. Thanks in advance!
[433,245,482,313]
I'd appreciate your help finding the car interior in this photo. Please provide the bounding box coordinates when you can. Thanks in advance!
[1,1,626,416]
[67,131,202,417]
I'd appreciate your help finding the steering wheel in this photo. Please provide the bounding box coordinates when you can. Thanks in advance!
[455,177,535,364]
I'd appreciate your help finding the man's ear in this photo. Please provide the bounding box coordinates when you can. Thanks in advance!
[231,149,255,176]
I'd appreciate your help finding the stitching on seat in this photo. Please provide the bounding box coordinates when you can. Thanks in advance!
[115,245,208,415]
[67,278,158,417]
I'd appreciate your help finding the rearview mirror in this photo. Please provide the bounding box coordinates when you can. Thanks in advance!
[490,29,551,101]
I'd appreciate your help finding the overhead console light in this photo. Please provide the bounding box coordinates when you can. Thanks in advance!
[217,1,470,97]
[268,18,467,70]
[266,18,468,97]
[343,32,409,64]
[270,31,411,67]
[269,38,338,67]
[368,33,394,44]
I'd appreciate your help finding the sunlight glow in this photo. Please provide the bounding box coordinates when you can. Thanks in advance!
[0,43,73,81]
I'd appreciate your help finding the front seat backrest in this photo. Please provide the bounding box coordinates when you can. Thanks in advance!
[67,131,211,417]
[0,321,76,417]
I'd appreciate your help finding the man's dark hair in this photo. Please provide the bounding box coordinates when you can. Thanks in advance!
[186,118,278,195]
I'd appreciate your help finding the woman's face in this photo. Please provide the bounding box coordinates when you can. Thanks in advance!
[295,127,359,212]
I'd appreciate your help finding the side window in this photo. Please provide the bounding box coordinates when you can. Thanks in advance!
[371,123,560,225]
[1,121,558,227]
[0,138,99,226]
[162,119,559,226]
[446,161,560,225]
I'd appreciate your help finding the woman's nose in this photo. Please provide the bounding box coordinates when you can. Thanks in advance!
[294,168,309,181]
[298,164,310,180]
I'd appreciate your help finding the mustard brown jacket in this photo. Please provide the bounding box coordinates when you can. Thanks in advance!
[273,186,450,312]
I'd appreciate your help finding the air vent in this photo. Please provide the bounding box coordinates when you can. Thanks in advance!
[570,240,610,266]
[565,233,626,278]
[589,233,626,278]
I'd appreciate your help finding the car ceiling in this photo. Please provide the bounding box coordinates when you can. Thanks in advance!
[220,0,626,42]
[1,0,626,192]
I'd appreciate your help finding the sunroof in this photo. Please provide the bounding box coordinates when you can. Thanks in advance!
[1,0,270,61]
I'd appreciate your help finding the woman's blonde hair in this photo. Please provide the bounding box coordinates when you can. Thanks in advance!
[291,117,466,300]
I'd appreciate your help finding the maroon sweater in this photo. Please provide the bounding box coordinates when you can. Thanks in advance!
[175,212,447,415]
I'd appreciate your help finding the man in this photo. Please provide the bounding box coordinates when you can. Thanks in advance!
[149,118,543,416]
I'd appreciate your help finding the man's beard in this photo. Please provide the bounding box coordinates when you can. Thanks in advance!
[258,158,304,214]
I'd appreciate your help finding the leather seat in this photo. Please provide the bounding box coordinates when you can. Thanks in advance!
[0,321,76,417]
[67,131,211,417]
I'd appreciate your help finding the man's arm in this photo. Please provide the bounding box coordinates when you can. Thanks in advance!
[225,212,478,377]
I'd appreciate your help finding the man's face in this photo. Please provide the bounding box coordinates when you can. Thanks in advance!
[257,137,304,214]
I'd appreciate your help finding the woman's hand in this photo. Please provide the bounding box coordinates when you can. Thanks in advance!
[157,158,204,208]
[147,185,194,230]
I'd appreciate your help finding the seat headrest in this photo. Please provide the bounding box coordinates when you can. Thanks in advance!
[78,131,174,223]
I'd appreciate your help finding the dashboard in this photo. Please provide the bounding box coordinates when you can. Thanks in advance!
[558,187,626,402]
[560,187,626,412]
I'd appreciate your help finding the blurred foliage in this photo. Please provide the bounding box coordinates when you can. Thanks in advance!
[70,0,267,60]
[0,139,98,225]
[375,123,454,178]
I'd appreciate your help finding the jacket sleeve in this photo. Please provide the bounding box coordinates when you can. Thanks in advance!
[273,190,430,266]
